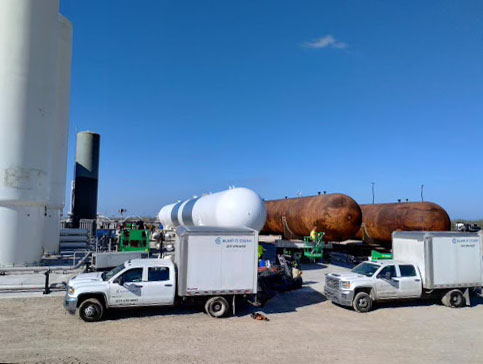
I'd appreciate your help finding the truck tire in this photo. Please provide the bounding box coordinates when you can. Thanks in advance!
[442,289,465,308]
[353,292,373,313]
[205,296,229,318]
[292,276,303,289]
[79,298,104,322]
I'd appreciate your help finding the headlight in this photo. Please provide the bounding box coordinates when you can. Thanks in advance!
[340,281,350,289]
[68,286,75,295]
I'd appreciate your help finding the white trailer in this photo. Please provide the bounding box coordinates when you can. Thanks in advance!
[64,226,259,321]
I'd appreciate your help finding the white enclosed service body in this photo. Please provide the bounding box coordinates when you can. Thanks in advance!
[175,226,258,296]
[392,231,483,289]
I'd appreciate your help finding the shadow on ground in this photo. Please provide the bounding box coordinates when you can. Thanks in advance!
[101,285,327,321]
[103,303,205,321]
[298,263,328,271]
[378,293,483,310]
[333,293,483,313]
[236,286,326,317]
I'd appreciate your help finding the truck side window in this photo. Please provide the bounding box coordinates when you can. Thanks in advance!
[399,265,416,277]
[377,265,396,279]
[119,268,143,283]
[148,267,169,281]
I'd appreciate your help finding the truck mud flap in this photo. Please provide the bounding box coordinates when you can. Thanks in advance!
[464,288,471,306]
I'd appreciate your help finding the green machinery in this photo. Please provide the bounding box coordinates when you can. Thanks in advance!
[302,232,325,262]
[119,228,150,253]
[370,250,393,261]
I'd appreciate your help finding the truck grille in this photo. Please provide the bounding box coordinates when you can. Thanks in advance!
[325,276,339,290]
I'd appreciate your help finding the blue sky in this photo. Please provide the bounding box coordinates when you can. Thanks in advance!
[59,0,483,219]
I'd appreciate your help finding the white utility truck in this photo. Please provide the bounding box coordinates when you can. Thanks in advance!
[325,231,483,312]
[64,226,258,321]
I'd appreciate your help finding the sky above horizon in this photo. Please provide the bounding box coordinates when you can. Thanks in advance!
[59,0,483,219]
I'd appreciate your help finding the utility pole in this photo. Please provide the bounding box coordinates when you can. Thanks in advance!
[371,182,375,204]
[421,184,424,202]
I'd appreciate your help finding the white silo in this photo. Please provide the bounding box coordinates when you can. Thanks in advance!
[0,0,61,266]
[42,15,73,254]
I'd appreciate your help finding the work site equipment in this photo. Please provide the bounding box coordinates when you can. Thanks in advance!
[91,251,148,270]
[370,250,392,261]
[119,229,150,253]
[262,193,362,241]
[158,187,266,232]
[355,202,450,246]
[257,254,303,305]
[303,233,324,262]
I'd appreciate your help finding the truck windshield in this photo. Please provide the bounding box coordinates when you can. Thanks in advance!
[351,262,379,277]
[102,263,126,281]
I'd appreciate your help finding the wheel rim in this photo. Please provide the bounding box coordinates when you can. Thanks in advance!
[84,305,97,318]
[213,303,222,312]
[358,297,368,309]
[450,293,462,306]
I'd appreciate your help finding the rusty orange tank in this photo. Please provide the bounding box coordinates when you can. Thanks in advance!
[355,202,451,244]
[262,193,362,241]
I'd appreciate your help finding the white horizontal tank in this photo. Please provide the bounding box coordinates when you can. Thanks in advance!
[158,187,266,231]
[158,202,177,229]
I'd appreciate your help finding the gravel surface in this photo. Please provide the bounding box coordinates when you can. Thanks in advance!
[1,263,482,364]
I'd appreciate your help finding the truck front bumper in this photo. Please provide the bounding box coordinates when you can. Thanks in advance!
[324,286,354,307]
[64,294,77,315]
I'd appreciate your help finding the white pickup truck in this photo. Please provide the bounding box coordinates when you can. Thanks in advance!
[64,226,259,321]
[325,231,483,312]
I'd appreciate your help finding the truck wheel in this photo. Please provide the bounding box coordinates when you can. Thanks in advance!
[353,292,372,313]
[205,296,229,318]
[442,289,465,308]
[79,298,104,322]
[292,276,303,289]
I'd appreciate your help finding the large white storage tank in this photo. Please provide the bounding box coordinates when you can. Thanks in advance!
[42,15,73,254]
[0,0,61,266]
[158,187,266,231]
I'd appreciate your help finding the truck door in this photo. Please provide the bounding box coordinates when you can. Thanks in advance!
[109,268,144,307]
[375,265,399,299]
[142,266,175,305]
[395,264,422,298]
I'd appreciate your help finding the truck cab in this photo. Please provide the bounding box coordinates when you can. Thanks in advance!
[324,260,423,312]
[65,259,176,321]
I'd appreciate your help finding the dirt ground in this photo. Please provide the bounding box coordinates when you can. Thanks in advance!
[1,263,483,364]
